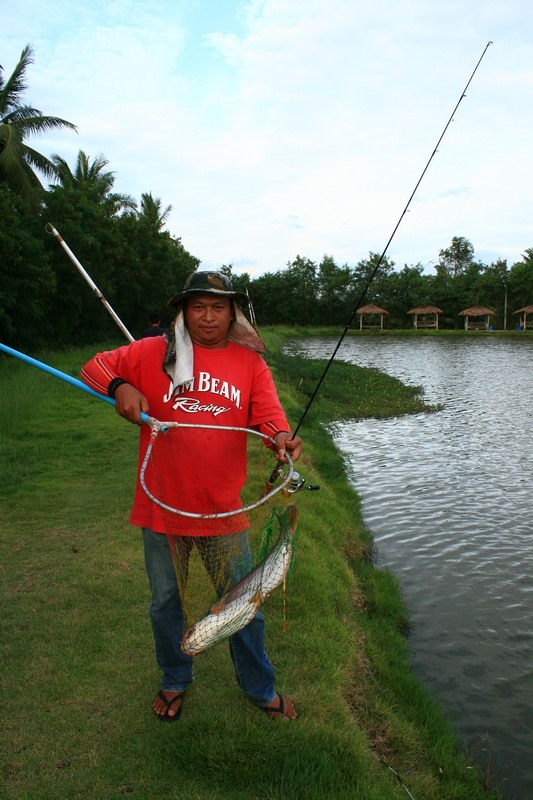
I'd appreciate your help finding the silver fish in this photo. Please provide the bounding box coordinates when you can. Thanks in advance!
[181,504,298,656]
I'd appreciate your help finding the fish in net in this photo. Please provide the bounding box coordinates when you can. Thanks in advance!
[138,420,300,654]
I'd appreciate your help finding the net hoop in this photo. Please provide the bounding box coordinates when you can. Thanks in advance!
[139,422,294,519]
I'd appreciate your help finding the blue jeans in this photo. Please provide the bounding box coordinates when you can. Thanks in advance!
[141,527,277,706]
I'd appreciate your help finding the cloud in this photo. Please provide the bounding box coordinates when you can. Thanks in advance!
[283,215,306,230]
[2,0,533,274]
[437,186,475,199]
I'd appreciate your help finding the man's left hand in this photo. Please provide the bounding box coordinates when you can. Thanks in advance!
[274,432,302,464]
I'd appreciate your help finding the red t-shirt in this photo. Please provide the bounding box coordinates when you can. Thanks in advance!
[82,338,289,535]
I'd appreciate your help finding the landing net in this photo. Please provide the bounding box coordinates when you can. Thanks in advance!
[139,422,300,654]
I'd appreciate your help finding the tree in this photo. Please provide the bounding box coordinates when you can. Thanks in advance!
[316,255,353,324]
[437,236,476,277]
[431,237,484,326]
[112,215,200,336]
[50,150,135,214]
[384,264,430,326]
[0,182,55,348]
[351,252,395,312]
[247,271,290,325]
[480,259,509,328]
[138,192,172,231]
[282,256,318,326]
[0,45,76,211]
[508,252,533,313]
[44,151,137,342]
[43,147,201,343]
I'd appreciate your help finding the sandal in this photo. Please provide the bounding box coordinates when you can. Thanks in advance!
[261,693,296,720]
[153,690,185,722]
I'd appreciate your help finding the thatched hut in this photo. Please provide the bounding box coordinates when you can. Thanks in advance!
[407,306,444,330]
[458,306,496,330]
[514,304,533,331]
[356,304,389,330]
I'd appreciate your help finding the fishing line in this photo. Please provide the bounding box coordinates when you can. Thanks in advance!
[44,38,493,507]
[290,41,493,440]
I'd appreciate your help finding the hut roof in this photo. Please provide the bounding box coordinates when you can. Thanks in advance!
[458,306,495,316]
[356,304,389,315]
[407,305,443,315]
[514,304,533,314]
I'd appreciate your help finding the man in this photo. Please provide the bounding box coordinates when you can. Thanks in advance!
[140,312,166,338]
[81,271,302,721]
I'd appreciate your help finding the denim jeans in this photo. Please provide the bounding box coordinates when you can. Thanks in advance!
[141,527,277,706]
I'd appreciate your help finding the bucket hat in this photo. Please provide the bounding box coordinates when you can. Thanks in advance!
[167,271,249,307]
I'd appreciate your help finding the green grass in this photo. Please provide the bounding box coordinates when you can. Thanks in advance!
[271,324,533,338]
[264,338,438,422]
[0,339,501,800]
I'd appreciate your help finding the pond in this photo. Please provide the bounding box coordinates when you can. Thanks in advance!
[286,335,533,800]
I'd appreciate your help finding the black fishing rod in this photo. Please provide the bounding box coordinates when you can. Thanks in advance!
[291,40,493,439]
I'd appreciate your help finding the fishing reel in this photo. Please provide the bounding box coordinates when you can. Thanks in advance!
[286,470,320,493]
[274,467,320,494]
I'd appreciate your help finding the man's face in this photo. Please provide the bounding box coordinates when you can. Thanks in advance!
[184,294,233,348]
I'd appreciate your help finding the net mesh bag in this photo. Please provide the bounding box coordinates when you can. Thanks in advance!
[139,423,300,654]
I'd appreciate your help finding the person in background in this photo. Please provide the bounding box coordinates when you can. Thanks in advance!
[140,312,166,338]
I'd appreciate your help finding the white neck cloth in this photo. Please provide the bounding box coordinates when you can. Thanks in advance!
[167,303,266,391]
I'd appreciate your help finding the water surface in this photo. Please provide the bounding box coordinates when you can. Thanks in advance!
[287,335,533,799]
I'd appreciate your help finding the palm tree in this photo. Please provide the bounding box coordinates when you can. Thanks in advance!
[138,192,172,230]
[51,150,115,194]
[50,150,136,214]
[0,44,77,211]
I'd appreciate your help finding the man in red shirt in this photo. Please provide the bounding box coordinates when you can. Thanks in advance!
[82,271,302,721]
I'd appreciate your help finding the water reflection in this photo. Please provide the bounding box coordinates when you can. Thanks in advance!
[287,336,533,799]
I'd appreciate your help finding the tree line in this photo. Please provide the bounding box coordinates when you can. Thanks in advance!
[232,240,533,331]
[1,46,532,353]
[0,173,201,350]
[1,46,199,351]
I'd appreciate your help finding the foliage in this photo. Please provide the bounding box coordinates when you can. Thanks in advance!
[50,150,136,214]
[0,45,76,211]
[437,235,478,277]
[0,46,199,351]
[0,143,200,350]
[0,183,56,343]
[240,241,532,331]
[508,255,533,311]
[138,191,172,231]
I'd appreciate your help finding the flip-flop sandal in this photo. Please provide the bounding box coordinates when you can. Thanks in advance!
[154,690,184,722]
[261,693,294,720]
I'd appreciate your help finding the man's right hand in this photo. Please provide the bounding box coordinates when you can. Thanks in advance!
[114,383,150,425]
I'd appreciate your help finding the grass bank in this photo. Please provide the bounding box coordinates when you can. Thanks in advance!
[0,337,500,800]
[272,324,533,338]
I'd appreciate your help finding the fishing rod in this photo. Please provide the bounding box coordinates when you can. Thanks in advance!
[246,288,257,326]
[291,40,493,439]
[45,223,136,343]
[0,342,154,427]
[1,343,312,511]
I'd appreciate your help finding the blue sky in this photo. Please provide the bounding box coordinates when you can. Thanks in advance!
[2,0,532,277]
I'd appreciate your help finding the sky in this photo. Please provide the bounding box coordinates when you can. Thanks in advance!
[2,0,532,278]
